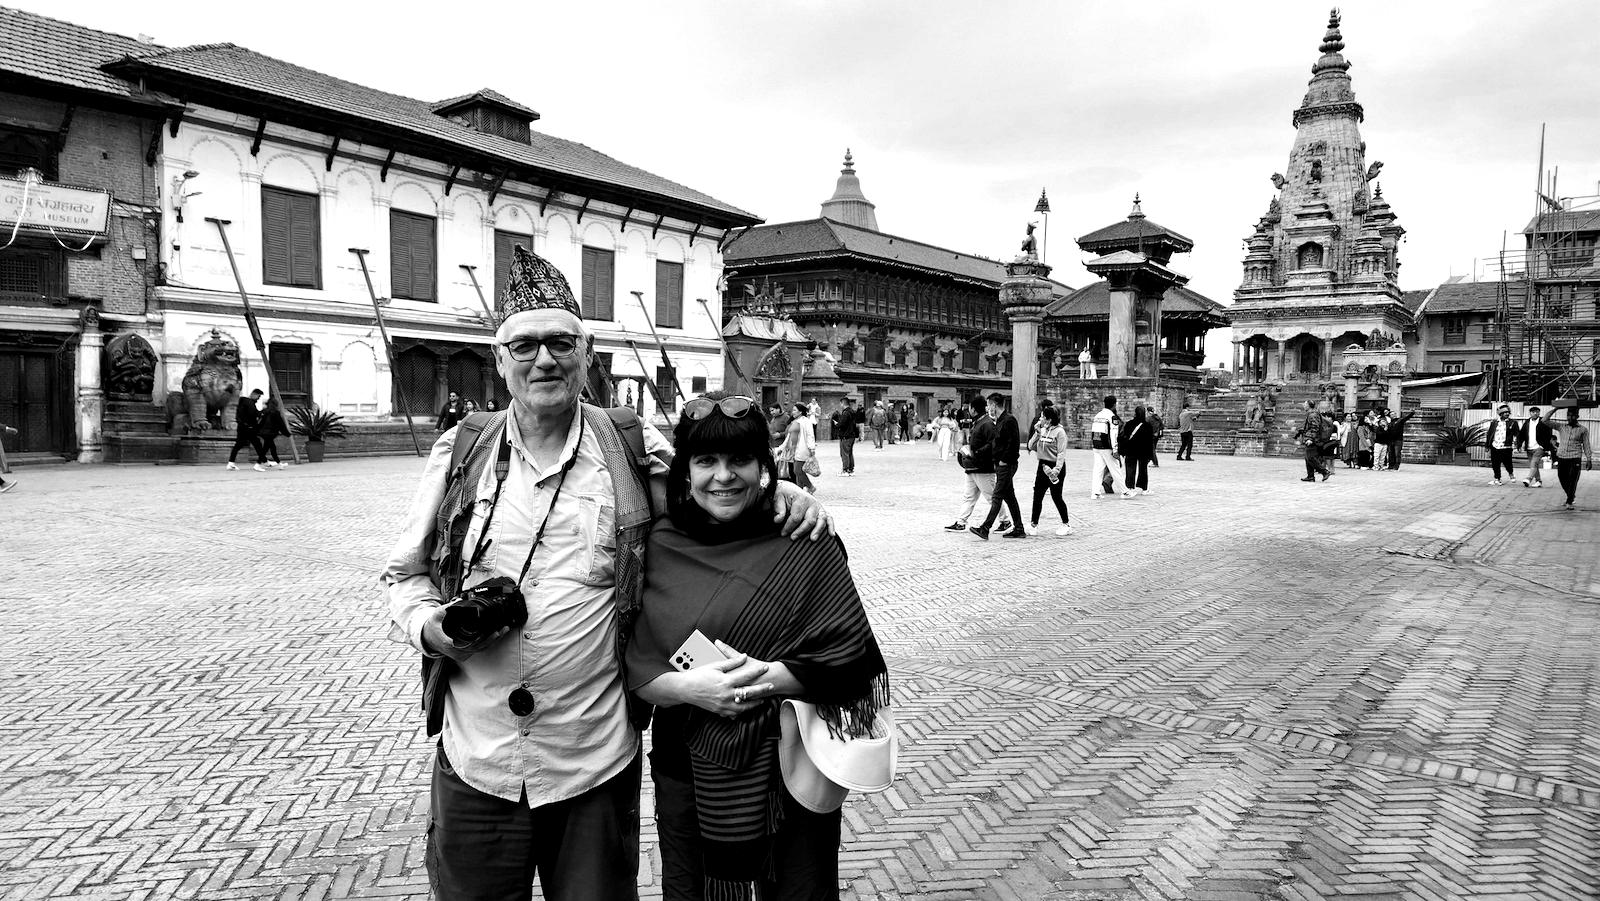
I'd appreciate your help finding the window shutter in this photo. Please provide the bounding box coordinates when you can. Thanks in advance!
[412,215,435,301]
[494,231,522,303]
[390,211,413,300]
[287,192,319,288]
[655,260,683,328]
[582,247,614,321]
[262,188,292,286]
[581,248,598,319]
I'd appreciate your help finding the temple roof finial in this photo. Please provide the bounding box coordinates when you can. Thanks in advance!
[842,148,854,173]
[1320,9,1344,54]
[1129,193,1145,220]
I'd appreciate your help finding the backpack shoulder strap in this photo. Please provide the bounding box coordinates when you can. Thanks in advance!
[447,412,495,485]
[605,406,659,517]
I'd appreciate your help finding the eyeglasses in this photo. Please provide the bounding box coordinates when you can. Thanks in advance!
[499,334,583,361]
[682,395,756,420]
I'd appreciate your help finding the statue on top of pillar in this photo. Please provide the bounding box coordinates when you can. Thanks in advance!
[1019,222,1039,260]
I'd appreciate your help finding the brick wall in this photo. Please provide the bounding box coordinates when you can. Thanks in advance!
[2,91,161,318]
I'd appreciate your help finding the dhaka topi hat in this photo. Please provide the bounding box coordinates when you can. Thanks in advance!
[497,244,581,323]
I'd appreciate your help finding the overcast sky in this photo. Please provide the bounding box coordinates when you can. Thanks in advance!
[27,0,1600,367]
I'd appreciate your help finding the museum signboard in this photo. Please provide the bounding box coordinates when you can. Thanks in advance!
[0,174,112,238]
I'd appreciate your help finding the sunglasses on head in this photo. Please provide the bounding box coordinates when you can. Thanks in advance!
[500,333,583,361]
[682,395,757,421]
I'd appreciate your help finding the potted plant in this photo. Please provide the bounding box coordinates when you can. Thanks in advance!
[1435,422,1487,465]
[289,405,348,463]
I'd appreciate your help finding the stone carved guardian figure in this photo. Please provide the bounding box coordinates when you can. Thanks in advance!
[105,333,158,399]
[181,330,244,430]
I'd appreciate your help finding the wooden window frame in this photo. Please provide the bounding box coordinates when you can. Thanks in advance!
[581,246,615,321]
[655,259,684,329]
[261,185,322,289]
[389,210,437,302]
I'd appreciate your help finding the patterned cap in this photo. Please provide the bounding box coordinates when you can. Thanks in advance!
[497,244,581,323]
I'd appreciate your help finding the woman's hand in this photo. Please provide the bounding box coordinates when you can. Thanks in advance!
[638,651,775,718]
[713,641,804,701]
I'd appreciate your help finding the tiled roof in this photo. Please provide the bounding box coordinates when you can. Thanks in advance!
[1077,216,1194,253]
[0,5,174,105]
[431,88,538,120]
[1043,280,1230,326]
[102,42,757,224]
[1523,208,1600,235]
[1416,281,1505,315]
[1401,289,1431,312]
[725,218,1014,285]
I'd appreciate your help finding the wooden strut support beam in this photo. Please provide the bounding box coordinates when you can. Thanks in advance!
[168,106,185,138]
[325,136,341,172]
[651,214,665,240]
[539,190,558,217]
[630,290,688,404]
[55,104,74,151]
[206,217,303,464]
[145,116,164,166]
[575,196,591,224]
[696,297,752,389]
[379,149,396,183]
[350,248,424,456]
[618,205,635,233]
[443,165,460,196]
[250,117,267,157]
[485,170,508,205]
[719,224,753,253]
[687,222,703,247]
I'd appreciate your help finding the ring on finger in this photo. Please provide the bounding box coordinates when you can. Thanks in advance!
[734,688,746,703]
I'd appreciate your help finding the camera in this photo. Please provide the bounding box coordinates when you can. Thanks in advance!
[442,576,528,645]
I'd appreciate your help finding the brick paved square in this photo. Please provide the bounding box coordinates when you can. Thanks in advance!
[1,445,1596,899]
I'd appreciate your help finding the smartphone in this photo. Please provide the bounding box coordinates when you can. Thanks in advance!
[671,630,729,671]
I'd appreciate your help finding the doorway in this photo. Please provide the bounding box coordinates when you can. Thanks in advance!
[0,344,68,454]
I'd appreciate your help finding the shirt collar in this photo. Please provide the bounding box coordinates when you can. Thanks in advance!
[503,405,585,480]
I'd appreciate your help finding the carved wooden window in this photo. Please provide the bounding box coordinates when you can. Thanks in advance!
[655,365,677,413]
[1442,317,1466,345]
[865,332,886,365]
[655,260,683,329]
[961,343,980,371]
[915,342,934,369]
[1440,361,1465,374]
[262,186,321,289]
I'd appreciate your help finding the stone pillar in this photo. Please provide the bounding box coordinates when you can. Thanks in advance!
[1387,371,1404,413]
[1140,293,1163,379]
[434,355,450,414]
[1233,341,1243,384]
[1343,367,1359,411]
[76,308,105,463]
[1320,339,1333,379]
[1107,284,1137,378]
[1273,340,1287,382]
[1001,256,1054,431]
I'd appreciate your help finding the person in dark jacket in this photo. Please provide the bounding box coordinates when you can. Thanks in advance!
[970,393,1025,539]
[830,398,861,476]
[1120,406,1156,494]
[435,391,465,432]
[256,397,291,468]
[227,389,265,471]
[1516,405,1556,487]
[1383,409,1417,470]
[944,398,1010,533]
[1483,404,1517,485]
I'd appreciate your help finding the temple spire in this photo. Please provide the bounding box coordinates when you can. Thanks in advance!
[1313,8,1351,75]
[1128,193,1145,220]
[820,148,879,231]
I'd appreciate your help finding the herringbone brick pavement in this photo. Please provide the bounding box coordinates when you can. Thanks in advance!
[1,445,1595,899]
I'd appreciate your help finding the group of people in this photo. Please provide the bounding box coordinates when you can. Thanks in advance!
[1328,407,1417,472]
[385,244,881,899]
[436,391,497,431]
[1484,403,1592,508]
[225,389,293,472]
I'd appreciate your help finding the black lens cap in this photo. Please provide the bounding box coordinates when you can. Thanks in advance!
[508,687,535,717]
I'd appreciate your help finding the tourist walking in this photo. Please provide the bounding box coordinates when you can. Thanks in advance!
[1295,401,1335,482]
[830,398,860,476]
[627,395,886,900]
[898,404,912,446]
[933,409,958,461]
[256,397,291,468]
[435,390,466,432]
[1147,406,1165,468]
[227,388,266,471]
[867,401,888,449]
[779,402,817,493]
[1518,405,1555,488]
[1027,406,1072,535]
[970,394,1024,539]
[945,398,1011,532]
[1484,404,1517,485]
[380,247,829,901]
[1089,395,1132,499]
[1120,406,1156,494]
[1552,407,1592,509]
[1176,402,1197,461]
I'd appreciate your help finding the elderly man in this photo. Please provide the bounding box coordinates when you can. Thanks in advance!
[1296,400,1336,482]
[383,246,828,901]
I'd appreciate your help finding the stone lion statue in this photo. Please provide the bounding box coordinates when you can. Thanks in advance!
[180,331,244,431]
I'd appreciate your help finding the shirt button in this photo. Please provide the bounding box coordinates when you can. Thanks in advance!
[521,729,531,737]
[523,631,534,640]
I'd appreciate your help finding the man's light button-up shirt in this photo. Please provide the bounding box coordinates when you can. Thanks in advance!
[383,410,670,808]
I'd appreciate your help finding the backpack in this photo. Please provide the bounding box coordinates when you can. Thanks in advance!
[421,406,652,736]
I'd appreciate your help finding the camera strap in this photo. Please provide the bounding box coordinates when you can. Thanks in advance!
[464,414,586,587]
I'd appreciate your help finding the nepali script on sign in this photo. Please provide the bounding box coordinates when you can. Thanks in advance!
[0,175,112,238]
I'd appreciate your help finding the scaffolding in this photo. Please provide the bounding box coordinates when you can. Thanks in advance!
[1482,178,1600,405]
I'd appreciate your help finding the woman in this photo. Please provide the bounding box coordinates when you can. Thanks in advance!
[1356,414,1376,470]
[1026,406,1072,535]
[779,401,816,493]
[256,397,290,468]
[1371,412,1391,470]
[1339,412,1359,468]
[1121,405,1155,495]
[463,399,480,414]
[628,393,888,899]
[933,410,959,461]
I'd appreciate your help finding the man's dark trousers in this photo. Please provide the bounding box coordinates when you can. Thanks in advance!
[228,433,263,464]
[979,462,1024,532]
[1556,459,1582,503]
[1178,431,1194,460]
[428,745,639,901]
[839,437,856,474]
[1490,447,1515,480]
[1303,445,1327,479]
